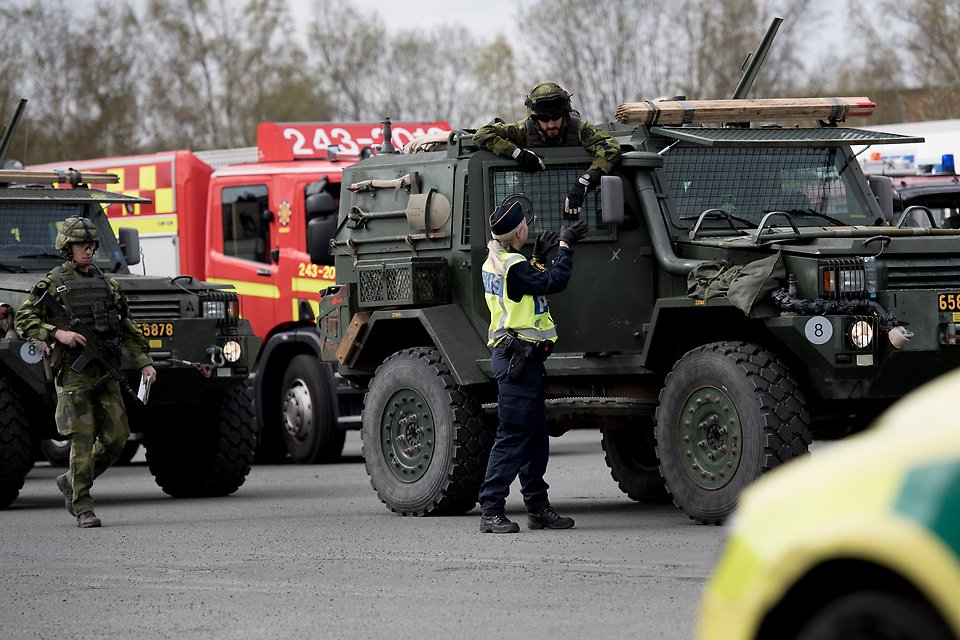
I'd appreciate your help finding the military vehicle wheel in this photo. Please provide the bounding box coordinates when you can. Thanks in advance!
[362,347,492,516]
[42,437,138,466]
[600,423,670,503]
[146,380,257,497]
[655,341,810,524]
[279,355,344,464]
[40,438,70,467]
[0,375,33,509]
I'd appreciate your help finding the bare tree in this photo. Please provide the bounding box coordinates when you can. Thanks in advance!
[519,0,676,122]
[306,0,388,121]
[140,0,321,150]
[675,0,821,100]
[877,0,960,120]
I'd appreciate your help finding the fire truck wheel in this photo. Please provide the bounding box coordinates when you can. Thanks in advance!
[655,341,811,524]
[362,347,493,516]
[279,355,344,464]
[600,422,671,504]
[146,379,257,498]
[0,374,33,509]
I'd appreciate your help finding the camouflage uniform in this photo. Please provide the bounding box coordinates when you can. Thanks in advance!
[473,81,621,184]
[15,261,152,518]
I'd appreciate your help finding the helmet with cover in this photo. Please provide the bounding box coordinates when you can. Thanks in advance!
[524,81,573,119]
[55,216,99,252]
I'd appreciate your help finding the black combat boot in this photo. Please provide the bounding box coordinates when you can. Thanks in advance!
[527,505,575,530]
[479,513,520,534]
[56,474,75,516]
[77,512,101,528]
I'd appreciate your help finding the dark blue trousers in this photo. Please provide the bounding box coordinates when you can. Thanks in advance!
[478,349,550,515]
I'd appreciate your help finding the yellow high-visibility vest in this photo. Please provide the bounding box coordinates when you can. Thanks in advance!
[482,250,558,346]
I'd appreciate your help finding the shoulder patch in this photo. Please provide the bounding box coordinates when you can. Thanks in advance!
[529,259,546,272]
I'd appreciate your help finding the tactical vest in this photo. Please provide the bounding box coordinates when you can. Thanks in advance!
[50,264,123,364]
[482,251,558,346]
[524,113,582,147]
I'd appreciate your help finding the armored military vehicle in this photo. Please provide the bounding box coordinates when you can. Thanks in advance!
[0,103,261,509]
[315,60,960,525]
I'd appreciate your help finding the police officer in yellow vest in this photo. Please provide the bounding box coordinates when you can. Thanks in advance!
[478,200,587,533]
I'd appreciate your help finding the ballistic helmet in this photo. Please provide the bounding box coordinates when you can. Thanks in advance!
[524,81,573,118]
[55,216,98,251]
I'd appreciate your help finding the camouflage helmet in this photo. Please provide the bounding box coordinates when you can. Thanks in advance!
[55,216,98,251]
[524,81,573,117]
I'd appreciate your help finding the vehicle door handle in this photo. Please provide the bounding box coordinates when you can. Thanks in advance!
[256,268,270,276]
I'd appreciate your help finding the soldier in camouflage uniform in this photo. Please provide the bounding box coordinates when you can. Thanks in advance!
[15,217,156,528]
[473,81,622,218]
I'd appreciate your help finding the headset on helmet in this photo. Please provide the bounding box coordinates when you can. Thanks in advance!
[55,216,99,252]
[524,81,573,117]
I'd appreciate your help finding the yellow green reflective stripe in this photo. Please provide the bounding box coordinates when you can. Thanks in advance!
[206,277,280,299]
[109,214,178,236]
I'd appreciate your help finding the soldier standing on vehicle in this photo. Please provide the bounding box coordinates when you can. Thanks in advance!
[473,81,622,218]
[15,217,156,528]
[478,200,588,533]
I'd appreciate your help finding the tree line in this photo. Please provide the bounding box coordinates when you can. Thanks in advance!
[2,0,958,165]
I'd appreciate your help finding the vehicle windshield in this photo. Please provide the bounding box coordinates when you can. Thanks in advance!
[0,202,126,269]
[659,146,878,233]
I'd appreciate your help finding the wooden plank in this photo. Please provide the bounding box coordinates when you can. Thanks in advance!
[615,97,875,125]
[0,169,119,185]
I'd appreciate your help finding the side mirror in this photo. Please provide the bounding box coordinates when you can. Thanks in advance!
[306,192,337,217]
[118,227,140,266]
[600,175,624,225]
[868,175,894,224]
[307,215,336,266]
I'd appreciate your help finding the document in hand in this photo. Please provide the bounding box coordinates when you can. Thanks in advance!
[137,374,152,404]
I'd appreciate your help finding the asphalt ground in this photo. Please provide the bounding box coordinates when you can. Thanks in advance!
[0,430,729,640]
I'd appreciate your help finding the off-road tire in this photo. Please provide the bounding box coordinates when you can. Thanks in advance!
[362,347,493,516]
[278,355,344,464]
[795,591,954,640]
[600,422,670,504]
[40,437,70,467]
[42,437,139,467]
[146,379,257,497]
[0,375,32,509]
[655,341,811,524]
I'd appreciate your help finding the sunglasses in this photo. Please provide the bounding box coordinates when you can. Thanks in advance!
[533,113,564,123]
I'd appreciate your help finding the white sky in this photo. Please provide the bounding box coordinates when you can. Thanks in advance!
[286,0,527,36]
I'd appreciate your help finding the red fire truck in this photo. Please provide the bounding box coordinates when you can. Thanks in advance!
[33,120,450,463]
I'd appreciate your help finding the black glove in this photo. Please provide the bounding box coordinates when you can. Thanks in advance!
[532,230,559,263]
[559,220,588,245]
[514,148,545,173]
[564,173,593,218]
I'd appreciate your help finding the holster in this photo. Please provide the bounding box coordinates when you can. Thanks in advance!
[500,332,554,380]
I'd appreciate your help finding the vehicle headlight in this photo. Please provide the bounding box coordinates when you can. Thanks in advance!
[222,340,242,363]
[203,300,226,318]
[819,258,867,299]
[849,319,874,349]
[202,299,239,320]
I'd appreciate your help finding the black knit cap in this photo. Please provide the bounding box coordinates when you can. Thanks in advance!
[489,200,525,236]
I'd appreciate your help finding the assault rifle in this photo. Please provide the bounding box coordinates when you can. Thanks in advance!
[32,282,141,402]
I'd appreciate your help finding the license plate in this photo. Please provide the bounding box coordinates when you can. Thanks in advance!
[137,322,174,338]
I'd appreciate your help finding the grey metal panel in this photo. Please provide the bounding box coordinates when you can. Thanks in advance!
[0,188,149,204]
[650,127,925,147]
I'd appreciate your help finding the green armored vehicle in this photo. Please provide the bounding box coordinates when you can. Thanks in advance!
[315,97,959,524]
[0,159,261,509]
